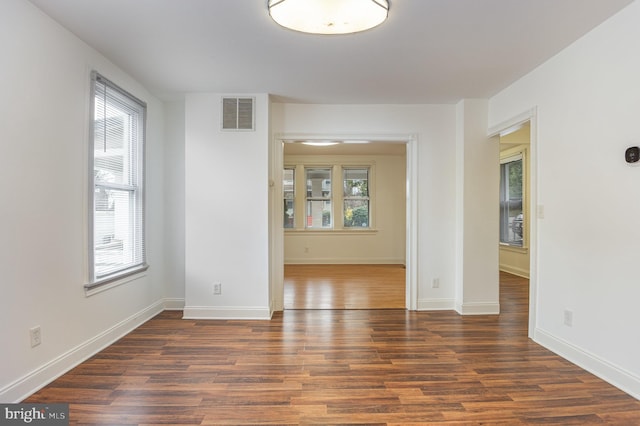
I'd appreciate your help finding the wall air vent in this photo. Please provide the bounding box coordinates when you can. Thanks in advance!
[221,97,255,131]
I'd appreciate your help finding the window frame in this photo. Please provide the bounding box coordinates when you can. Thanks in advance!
[304,167,333,229]
[283,161,376,233]
[499,152,525,248]
[342,167,370,228]
[86,71,148,290]
[283,167,295,228]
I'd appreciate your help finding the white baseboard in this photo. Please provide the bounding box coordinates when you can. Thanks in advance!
[284,258,405,265]
[455,301,500,315]
[534,328,640,400]
[182,305,272,320]
[499,265,530,279]
[417,298,455,310]
[1,301,164,403]
[163,297,185,310]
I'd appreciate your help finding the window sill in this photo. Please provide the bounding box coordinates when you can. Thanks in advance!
[285,228,378,236]
[84,264,149,297]
[499,244,528,254]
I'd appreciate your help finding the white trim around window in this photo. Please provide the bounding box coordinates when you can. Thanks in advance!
[86,71,148,291]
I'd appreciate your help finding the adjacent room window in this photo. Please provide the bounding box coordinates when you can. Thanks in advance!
[305,168,332,228]
[89,72,147,286]
[499,154,523,247]
[343,167,369,228]
[283,167,295,228]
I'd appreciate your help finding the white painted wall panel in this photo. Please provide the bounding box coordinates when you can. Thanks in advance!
[184,94,271,319]
[489,1,640,397]
[0,0,166,401]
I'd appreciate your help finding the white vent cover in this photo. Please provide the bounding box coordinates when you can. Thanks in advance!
[222,97,255,131]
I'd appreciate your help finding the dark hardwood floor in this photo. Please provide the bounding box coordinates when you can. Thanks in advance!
[25,272,640,424]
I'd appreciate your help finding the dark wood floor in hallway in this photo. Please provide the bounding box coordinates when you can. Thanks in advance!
[25,272,640,424]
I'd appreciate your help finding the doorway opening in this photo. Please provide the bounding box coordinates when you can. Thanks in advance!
[491,110,537,338]
[270,135,417,311]
[499,122,531,279]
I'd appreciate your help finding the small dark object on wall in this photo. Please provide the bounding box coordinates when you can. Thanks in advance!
[625,146,640,163]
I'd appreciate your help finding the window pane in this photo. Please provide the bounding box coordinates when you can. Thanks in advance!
[306,168,331,198]
[94,188,142,277]
[283,168,295,228]
[305,168,332,229]
[343,168,368,197]
[306,200,331,228]
[94,85,139,187]
[344,199,369,227]
[284,199,295,228]
[500,158,523,246]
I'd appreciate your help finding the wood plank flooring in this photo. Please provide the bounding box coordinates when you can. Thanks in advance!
[25,272,640,424]
[284,264,406,309]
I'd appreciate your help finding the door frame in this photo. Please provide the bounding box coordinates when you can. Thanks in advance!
[269,133,418,312]
[488,108,538,338]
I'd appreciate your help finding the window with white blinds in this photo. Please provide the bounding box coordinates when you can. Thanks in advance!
[88,72,147,287]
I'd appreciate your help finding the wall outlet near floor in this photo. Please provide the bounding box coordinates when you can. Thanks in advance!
[213,282,222,295]
[564,309,573,327]
[432,278,440,288]
[30,326,41,347]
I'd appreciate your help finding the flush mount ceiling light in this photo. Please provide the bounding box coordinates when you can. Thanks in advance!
[268,0,389,35]
[301,141,340,146]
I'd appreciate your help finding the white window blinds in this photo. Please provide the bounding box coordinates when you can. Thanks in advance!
[88,72,147,287]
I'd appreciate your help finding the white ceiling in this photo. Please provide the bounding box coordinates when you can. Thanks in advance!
[29,0,633,104]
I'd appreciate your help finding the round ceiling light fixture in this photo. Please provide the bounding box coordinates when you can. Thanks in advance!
[268,0,389,35]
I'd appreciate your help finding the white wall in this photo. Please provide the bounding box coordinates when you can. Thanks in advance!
[489,1,640,398]
[184,94,271,319]
[163,100,186,306]
[455,100,500,314]
[271,103,459,310]
[283,153,406,264]
[0,0,167,402]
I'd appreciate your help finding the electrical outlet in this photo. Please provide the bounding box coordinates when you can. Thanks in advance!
[564,309,573,327]
[432,278,440,288]
[213,282,222,295]
[30,326,41,347]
